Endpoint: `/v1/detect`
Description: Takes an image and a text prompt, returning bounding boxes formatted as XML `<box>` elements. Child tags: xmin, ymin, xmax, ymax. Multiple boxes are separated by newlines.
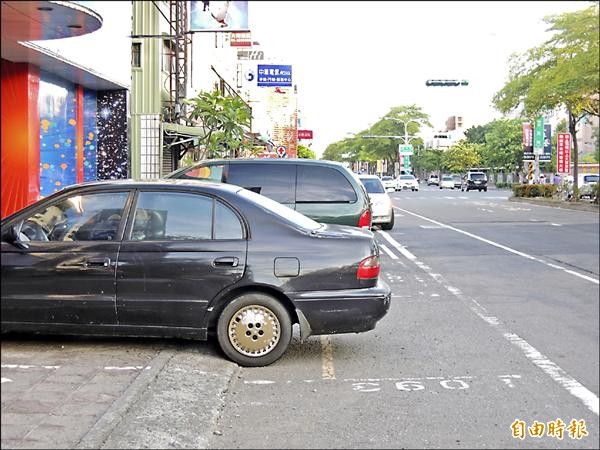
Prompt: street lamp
<box><xmin>383</xmin><ymin>117</ymin><xmax>421</xmax><ymax>146</ymax></box>
<box><xmin>384</xmin><ymin>117</ymin><xmax>422</xmax><ymax>176</ymax></box>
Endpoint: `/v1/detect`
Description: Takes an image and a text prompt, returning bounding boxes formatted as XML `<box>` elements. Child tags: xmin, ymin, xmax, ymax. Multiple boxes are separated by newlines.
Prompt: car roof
<box><xmin>186</xmin><ymin>158</ymin><xmax>346</xmax><ymax>168</ymax></box>
<box><xmin>50</xmin><ymin>178</ymin><xmax>243</xmax><ymax>194</ymax></box>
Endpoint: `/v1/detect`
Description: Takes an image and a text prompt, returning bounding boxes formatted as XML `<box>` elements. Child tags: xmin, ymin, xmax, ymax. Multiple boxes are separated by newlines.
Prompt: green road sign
<box><xmin>533</xmin><ymin>116</ymin><xmax>544</xmax><ymax>154</ymax></box>
<box><xmin>399</xmin><ymin>144</ymin><xmax>413</xmax><ymax>155</ymax></box>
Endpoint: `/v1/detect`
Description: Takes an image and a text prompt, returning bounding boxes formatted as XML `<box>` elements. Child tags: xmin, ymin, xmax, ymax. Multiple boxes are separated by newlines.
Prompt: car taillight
<box><xmin>358</xmin><ymin>209</ymin><xmax>371</xmax><ymax>229</ymax></box>
<box><xmin>357</xmin><ymin>255</ymin><xmax>380</xmax><ymax>280</ymax></box>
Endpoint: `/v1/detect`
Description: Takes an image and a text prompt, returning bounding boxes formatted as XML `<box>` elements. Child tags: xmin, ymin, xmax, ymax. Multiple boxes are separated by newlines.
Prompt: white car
<box><xmin>381</xmin><ymin>176</ymin><xmax>396</xmax><ymax>192</ymax></box>
<box><xmin>439</xmin><ymin>175</ymin><xmax>455</xmax><ymax>189</ymax></box>
<box><xmin>358</xmin><ymin>175</ymin><xmax>394</xmax><ymax>230</ymax></box>
<box><xmin>395</xmin><ymin>174</ymin><xmax>419</xmax><ymax>191</ymax></box>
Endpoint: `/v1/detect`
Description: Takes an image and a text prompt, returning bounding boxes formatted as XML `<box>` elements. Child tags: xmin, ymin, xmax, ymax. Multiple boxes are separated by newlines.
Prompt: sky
<box><xmin>248</xmin><ymin>1</ymin><xmax>591</xmax><ymax>157</ymax></box>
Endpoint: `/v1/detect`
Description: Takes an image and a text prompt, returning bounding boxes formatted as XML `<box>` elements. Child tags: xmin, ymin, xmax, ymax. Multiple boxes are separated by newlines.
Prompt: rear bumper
<box><xmin>290</xmin><ymin>280</ymin><xmax>391</xmax><ymax>337</ymax></box>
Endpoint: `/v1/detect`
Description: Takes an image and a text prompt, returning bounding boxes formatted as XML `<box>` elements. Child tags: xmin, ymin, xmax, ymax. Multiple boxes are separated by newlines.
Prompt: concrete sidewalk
<box><xmin>1</xmin><ymin>338</ymin><xmax>237</xmax><ymax>449</ymax></box>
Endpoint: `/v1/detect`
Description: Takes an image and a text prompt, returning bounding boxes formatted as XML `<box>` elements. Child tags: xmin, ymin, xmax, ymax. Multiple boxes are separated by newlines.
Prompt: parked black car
<box><xmin>1</xmin><ymin>180</ymin><xmax>391</xmax><ymax>366</ymax></box>
<box><xmin>461</xmin><ymin>172</ymin><xmax>488</xmax><ymax>192</ymax></box>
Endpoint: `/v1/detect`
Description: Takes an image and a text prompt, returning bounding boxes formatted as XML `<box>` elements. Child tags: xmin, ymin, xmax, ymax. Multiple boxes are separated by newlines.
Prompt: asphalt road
<box><xmin>1</xmin><ymin>186</ymin><xmax>598</xmax><ymax>449</ymax></box>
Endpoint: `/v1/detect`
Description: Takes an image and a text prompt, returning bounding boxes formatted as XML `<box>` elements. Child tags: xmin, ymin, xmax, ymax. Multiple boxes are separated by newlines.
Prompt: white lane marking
<box><xmin>393</xmin><ymin>207</ymin><xmax>599</xmax><ymax>285</ymax></box>
<box><xmin>1</xmin><ymin>377</ymin><xmax>13</xmax><ymax>383</ymax></box>
<box><xmin>551</xmin><ymin>223</ymin><xmax>562</xmax><ymax>227</ymax></box>
<box><xmin>321</xmin><ymin>336</ymin><xmax>336</xmax><ymax>380</ymax></box>
<box><xmin>378</xmin><ymin>231</ymin><xmax>600</xmax><ymax>416</ymax></box>
<box><xmin>378</xmin><ymin>231</ymin><xmax>416</xmax><ymax>261</ymax></box>
<box><xmin>419</xmin><ymin>225</ymin><xmax>443</xmax><ymax>229</ymax></box>
<box><xmin>104</xmin><ymin>366</ymin><xmax>150</xmax><ymax>371</ymax></box>
<box><xmin>244</xmin><ymin>380</ymin><xmax>275</xmax><ymax>385</ymax></box>
<box><xmin>1</xmin><ymin>364</ymin><xmax>60</xmax><ymax>370</ymax></box>
<box><xmin>498</xmin><ymin>374</ymin><xmax>522</xmax><ymax>388</ymax></box>
<box><xmin>379</xmin><ymin>244</ymin><xmax>398</xmax><ymax>260</ymax></box>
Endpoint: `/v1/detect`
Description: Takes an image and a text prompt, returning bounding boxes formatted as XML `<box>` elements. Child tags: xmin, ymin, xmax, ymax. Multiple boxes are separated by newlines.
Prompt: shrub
<box><xmin>511</xmin><ymin>183</ymin><xmax>557</xmax><ymax>198</ymax></box>
<box><xmin>495</xmin><ymin>182</ymin><xmax>518</xmax><ymax>189</ymax></box>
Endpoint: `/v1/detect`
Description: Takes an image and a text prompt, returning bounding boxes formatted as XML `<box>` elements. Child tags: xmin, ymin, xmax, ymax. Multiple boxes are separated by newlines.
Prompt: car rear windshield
<box><xmin>442</xmin><ymin>176</ymin><xmax>452</xmax><ymax>181</ymax></box>
<box><xmin>470</xmin><ymin>173</ymin><xmax>486</xmax><ymax>180</ymax></box>
<box><xmin>400</xmin><ymin>175</ymin><xmax>414</xmax><ymax>180</ymax></box>
<box><xmin>583</xmin><ymin>175</ymin><xmax>599</xmax><ymax>183</ymax></box>
<box><xmin>238</xmin><ymin>188</ymin><xmax>322</xmax><ymax>231</ymax></box>
<box><xmin>359</xmin><ymin>178</ymin><xmax>385</xmax><ymax>194</ymax></box>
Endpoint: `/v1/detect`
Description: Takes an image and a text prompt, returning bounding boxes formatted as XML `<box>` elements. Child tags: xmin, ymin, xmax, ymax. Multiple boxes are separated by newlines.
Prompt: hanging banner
<box><xmin>557</xmin><ymin>133</ymin><xmax>571</xmax><ymax>174</ymax></box>
<box><xmin>522</xmin><ymin>123</ymin><xmax>534</xmax><ymax>161</ymax></box>
<box><xmin>540</xmin><ymin>124</ymin><xmax>551</xmax><ymax>162</ymax></box>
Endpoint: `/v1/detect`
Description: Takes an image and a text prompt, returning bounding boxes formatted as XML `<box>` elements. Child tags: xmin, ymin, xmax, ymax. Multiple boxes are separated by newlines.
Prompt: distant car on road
<box><xmin>440</xmin><ymin>175</ymin><xmax>455</xmax><ymax>189</ymax></box>
<box><xmin>381</xmin><ymin>176</ymin><xmax>396</xmax><ymax>192</ymax></box>
<box><xmin>462</xmin><ymin>172</ymin><xmax>488</xmax><ymax>192</ymax></box>
<box><xmin>396</xmin><ymin>174</ymin><xmax>419</xmax><ymax>191</ymax></box>
<box><xmin>451</xmin><ymin>174</ymin><xmax>462</xmax><ymax>189</ymax></box>
<box><xmin>0</xmin><ymin>180</ymin><xmax>391</xmax><ymax>367</ymax></box>
<box><xmin>358</xmin><ymin>175</ymin><xmax>395</xmax><ymax>230</ymax></box>
<box><xmin>427</xmin><ymin>174</ymin><xmax>440</xmax><ymax>186</ymax></box>
<box><xmin>578</xmin><ymin>173</ymin><xmax>599</xmax><ymax>199</ymax></box>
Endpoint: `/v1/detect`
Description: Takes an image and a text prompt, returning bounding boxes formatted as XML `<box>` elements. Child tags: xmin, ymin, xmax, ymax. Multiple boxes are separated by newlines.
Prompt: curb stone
<box><xmin>508</xmin><ymin>196</ymin><xmax>599</xmax><ymax>213</ymax></box>
<box><xmin>96</xmin><ymin>348</ymin><xmax>237</xmax><ymax>449</ymax></box>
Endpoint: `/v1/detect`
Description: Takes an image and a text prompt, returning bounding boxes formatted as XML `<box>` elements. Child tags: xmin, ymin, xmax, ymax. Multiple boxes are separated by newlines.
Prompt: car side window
<box><xmin>226</xmin><ymin>164</ymin><xmax>296</xmax><ymax>204</ymax></box>
<box><xmin>296</xmin><ymin>166</ymin><xmax>357</xmax><ymax>203</ymax></box>
<box><xmin>19</xmin><ymin>192</ymin><xmax>129</xmax><ymax>242</ymax></box>
<box><xmin>181</xmin><ymin>164</ymin><xmax>225</xmax><ymax>182</ymax></box>
<box><xmin>130</xmin><ymin>192</ymin><xmax>242</xmax><ymax>241</ymax></box>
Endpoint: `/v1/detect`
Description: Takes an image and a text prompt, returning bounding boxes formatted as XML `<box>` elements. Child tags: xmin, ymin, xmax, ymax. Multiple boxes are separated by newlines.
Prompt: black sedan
<box><xmin>1</xmin><ymin>180</ymin><xmax>391</xmax><ymax>366</ymax></box>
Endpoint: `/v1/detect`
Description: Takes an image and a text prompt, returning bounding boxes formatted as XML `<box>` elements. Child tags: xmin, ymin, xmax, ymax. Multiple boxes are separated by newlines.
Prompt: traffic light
<box><xmin>425</xmin><ymin>79</ymin><xmax>469</xmax><ymax>87</ymax></box>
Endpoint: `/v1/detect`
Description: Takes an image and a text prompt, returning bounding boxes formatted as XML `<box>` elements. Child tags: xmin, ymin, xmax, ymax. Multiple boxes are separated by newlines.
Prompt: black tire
<box><xmin>484</xmin><ymin>187</ymin><xmax>488</xmax><ymax>192</ymax></box>
<box><xmin>217</xmin><ymin>293</ymin><xmax>292</xmax><ymax>367</ymax></box>
<box><xmin>381</xmin><ymin>212</ymin><xmax>395</xmax><ymax>230</ymax></box>
<box><xmin>439</xmin><ymin>186</ymin><xmax>442</xmax><ymax>190</ymax></box>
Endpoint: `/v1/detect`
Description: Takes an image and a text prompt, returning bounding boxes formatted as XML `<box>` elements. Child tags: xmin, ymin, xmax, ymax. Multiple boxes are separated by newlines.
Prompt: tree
<box><xmin>442</xmin><ymin>140</ymin><xmax>482</xmax><ymax>173</ymax></box>
<box><xmin>492</xmin><ymin>4</ymin><xmax>599</xmax><ymax>198</ymax></box>
<box><xmin>464</xmin><ymin>124</ymin><xmax>491</xmax><ymax>145</ymax></box>
<box><xmin>182</xmin><ymin>89</ymin><xmax>252</xmax><ymax>160</ymax></box>
<box><xmin>480</xmin><ymin>119</ymin><xmax>523</xmax><ymax>180</ymax></box>
<box><xmin>368</xmin><ymin>105</ymin><xmax>432</xmax><ymax>173</ymax></box>
<box><xmin>297</xmin><ymin>144</ymin><xmax>316</xmax><ymax>159</ymax></box>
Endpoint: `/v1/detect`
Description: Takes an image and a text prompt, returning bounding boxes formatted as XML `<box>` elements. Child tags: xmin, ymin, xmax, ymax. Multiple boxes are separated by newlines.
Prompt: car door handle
<box><xmin>85</xmin><ymin>257</ymin><xmax>112</xmax><ymax>268</ymax></box>
<box><xmin>213</xmin><ymin>257</ymin><xmax>239</xmax><ymax>267</ymax></box>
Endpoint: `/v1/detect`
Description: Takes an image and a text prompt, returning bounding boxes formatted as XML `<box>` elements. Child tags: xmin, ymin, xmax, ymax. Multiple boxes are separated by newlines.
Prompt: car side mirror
<box><xmin>5</xmin><ymin>224</ymin><xmax>29</xmax><ymax>250</ymax></box>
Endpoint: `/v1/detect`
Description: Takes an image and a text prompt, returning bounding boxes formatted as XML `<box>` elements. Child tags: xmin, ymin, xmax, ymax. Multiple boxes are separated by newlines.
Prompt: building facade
<box><xmin>1</xmin><ymin>1</ymin><xmax>129</xmax><ymax>219</ymax></box>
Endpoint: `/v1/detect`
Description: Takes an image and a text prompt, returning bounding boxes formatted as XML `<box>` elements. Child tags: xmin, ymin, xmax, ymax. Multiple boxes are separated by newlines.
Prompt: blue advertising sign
<box><xmin>257</xmin><ymin>65</ymin><xmax>292</xmax><ymax>87</ymax></box>
<box><xmin>541</xmin><ymin>124</ymin><xmax>551</xmax><ymax>162</ymax></box>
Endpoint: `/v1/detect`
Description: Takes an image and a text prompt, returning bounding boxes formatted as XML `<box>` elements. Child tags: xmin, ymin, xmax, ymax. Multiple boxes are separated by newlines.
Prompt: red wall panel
<box><xmin>1</xmin><ymin>59</ymin><xmax>40</xmax><ymax>218</ymax></box>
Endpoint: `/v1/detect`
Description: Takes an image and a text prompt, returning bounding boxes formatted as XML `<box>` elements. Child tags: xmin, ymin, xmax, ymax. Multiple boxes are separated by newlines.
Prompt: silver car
<box><xmin>358</xmin><ymin>175</ymin><xmax>394</xmax><ymax>230</ymax></box>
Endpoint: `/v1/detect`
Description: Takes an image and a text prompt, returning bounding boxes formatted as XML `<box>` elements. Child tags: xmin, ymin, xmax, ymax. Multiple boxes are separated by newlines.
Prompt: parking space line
<box><xmin>320</xmin><ymin>336</ymin><xmax>336</xmax><ymax>380</ymax></box>
<box><xmin>377</xmin><ymin>231</ymin><xmax>599</xmax><ymax>416</ymax></box>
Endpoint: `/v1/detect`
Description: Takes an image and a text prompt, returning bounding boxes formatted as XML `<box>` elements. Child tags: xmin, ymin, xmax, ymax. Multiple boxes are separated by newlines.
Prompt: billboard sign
<box><xmin>298</xmin><ymin>130</ymin><xmax>313</xmax><ymax>140</ymax></box>
<box><xmin>190</xmin><ymin>1</ymin><xmax>249</xmax><ymax>32</ymax></box>
<box><xmin>230</xmin><ymin>31</ymin><xmax>251</xmax><ymax>47</ymax></box>
<box><xmin>399</xmin><ymin>144</ymin><xmax>414</xmax><ymax>155</ymax></box>
<box><xmin>557</xmin><ymin>133</ymin><xmax>571</xmax><ymax>174</ymax></box>
<box><xmin>522</xmin><ymin>123</ymin><xmax>534</xmax><ymax>161</ymax></box>
<box><xmin>257</xmin><ymin>65</ymin><xmax>292</xmax><ymax>87</ymax></box>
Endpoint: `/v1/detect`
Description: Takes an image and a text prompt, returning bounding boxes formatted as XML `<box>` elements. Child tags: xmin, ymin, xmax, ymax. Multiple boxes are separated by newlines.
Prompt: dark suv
<box><xmin>165</xmin><ymin>158</ymin><xmax>372</xmax><ymax>228</ymax></box>
<box><xmin>462</xmin><ymin>172</ymin><xmax>488</xmax><ymax>192</ymax></box>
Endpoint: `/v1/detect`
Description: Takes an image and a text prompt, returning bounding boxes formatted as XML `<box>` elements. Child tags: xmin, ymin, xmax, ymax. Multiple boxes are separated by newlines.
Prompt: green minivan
<box><xmin>165</xmin><ymin>158</ymin><xmax>372</xmax><ymax>228</ymax></box>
